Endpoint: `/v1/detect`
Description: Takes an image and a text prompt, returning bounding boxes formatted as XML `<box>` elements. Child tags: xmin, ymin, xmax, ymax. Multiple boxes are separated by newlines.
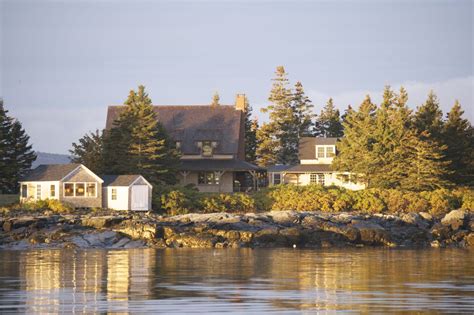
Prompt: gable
<box><xmin>299</xmin><ymin>137</ymin><xmax>338</xmax><ymax>160</ymax></box>
<box><xmin>62</xmin><ymin>166</ymin><xmax>102</xmax><ymax>183</ymax></box>
<box><xmin>106</xmin><ymin>105</ymin><xmax>243</xmax><ymax>156</ymax></box>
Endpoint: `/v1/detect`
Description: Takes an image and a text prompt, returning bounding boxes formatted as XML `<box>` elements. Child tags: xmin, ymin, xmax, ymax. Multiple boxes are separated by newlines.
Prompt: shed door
<box><xmin>131</xmin><ymin>185</ymin><xmax>149</xmax><ymax>211</ymax></box>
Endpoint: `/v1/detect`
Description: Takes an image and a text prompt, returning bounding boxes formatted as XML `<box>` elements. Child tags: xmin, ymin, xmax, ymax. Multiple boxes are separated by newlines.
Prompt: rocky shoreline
<box><xmin>0</xmin><ymin>209</ymin><xmax>473</xmax><ymax>250</ymax></box>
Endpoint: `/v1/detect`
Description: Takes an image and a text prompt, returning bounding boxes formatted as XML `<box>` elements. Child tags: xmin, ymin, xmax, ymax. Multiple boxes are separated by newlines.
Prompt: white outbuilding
<box><xmin>102</xmin><ymin>175</ymin><xmax>153</xmax><ymax>211</ymax></box>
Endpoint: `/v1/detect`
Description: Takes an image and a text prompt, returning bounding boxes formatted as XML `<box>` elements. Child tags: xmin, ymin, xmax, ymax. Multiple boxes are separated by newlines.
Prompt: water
<box><xmin>0</xmin><ymin>248</ymin><xmax>473</xmax><ymax>314</ymax></box>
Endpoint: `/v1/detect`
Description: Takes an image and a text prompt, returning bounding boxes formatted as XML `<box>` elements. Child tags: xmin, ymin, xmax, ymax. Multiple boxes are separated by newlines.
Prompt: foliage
<box><xmin>244</xmin><ymin>96</ymin><xmax>258</xmax><ymax>163</ymax></box>
<box><xmin>70</xmin><ymin>129</ymin><xmax>104</xmax><ymax>174</ymax></box>
<box><xmin>292</xmin><ymin>81</ymin><xmax>314</xmax><ymax>137</ymax></box>
<box><xmin>314</xmin><ymin>98</ymin><xmax>343</xmax><ymax>137</ymax></box>
<box><xmin>0</xmin><ymin>99</ymin><xmax>36</xmax><ymax>194</ymax></box>
<box><xmin>160</xmin><ymin>185</ymin><xmax>201</xmax><ymax>215</ymax></box>
<box><xmin>17</xmin><ymin>199</ymin><xmax>73</xmax><ymax>213</ymax></box>
<box><xmin>0</xmin><ymin>194</ymin><xmax>19</xmax><ymax>206</ymax></box>
<box><xmin>200</xmin><ymin>193</ymin><xmax>255</xmax><ymax>213</ymax></box>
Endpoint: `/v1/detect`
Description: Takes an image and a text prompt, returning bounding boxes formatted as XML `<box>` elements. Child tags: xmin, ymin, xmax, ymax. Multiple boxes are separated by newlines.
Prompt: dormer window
<box><xmin>175</xmin><ymin>141</ymin><xmax>181</xmax><ymax>150</ymax></box>
<box><xmin>199</xmin><ymin>141</ymin><xmax>217</xmax><ymax>157</ymax></box>
<box><xmin>316</xmin><ymin>145</ymin><xmax>336</xmax><ymax>159</ymax></box>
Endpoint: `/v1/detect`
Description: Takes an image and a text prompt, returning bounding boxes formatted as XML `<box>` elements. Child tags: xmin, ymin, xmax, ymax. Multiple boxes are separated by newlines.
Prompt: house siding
<box><xmin>179</xmin><ymin>171</ymin><xmax>234</xmax><ymax>193</ymax></box>
<box><xmin>60</xmin><ymin>168</ymin><xmax>102</xmax><ymax>208</ymax></box>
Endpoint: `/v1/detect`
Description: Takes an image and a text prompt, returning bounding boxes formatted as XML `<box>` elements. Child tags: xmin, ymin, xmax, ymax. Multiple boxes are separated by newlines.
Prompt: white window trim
<box><xmin>111</xmin><ymin>188</ymin><xmax>117</xmax><ymax>200</ymax></box>
<box><xmin>272</xmin><ymin>173</ymin><xmax>281</xmax><ymax>185</ymax></box>
<box><xmin>63</xmin><ymin>182</ymin><xmax>98</xmax><ymax>198</ymax></box>
<box><xmin>36</xmin><ymin>184</ymin><xmax>42</xmax><ymax>200</ymax></box>
<box><xmin>315</xmin><ymin>145</ymin><xmax>336</xmax><ymax>159</ymax></box>
<box><xmin>310</xmin><ymin>173</ymin><xmax>326</xmax><ymax>185</ymax></box>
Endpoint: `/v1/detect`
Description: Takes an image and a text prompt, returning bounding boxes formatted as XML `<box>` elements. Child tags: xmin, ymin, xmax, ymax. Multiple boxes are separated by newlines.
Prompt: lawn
<box><xmin>0</xmin><ymin>195</ymin><xmax>18</xmax><ymax>206</ymax></box>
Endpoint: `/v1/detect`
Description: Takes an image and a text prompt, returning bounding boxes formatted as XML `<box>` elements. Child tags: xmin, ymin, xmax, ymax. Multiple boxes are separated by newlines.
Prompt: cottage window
<box><xmin>310</xmin><ymin>173</ymin><xmax>325</xmax><ymax>186</ymax></box>
<box><xmin>64</xmin><ymin>183</ymin><xmax>74</xmax><ymax>197</ymax></box>
<box><xmin>317</xmin><ymin>146</ymin><xmax>325</xmax><ymax>158</ymax></box>
<box><xmin>175</xmin><ymin>141</ymin><xmax>181</xmax><ymax>150</ymax></box>
<box><xmin>21</xmin><ymin>185</ymin><xmax>27</xmax><ymax>198</ymax></box>
<box><xmin>86</xmin><ymin>183</ymin><xmax>96</xmax><ymax>197</ymax></box>
<box><xmin>273</xmin><ymin>173</ymin><xmax>281</xmax><ymax>185</ymax></box>
<box><xmin>326</xmin><ymin>146</ymin><xmax>335</xmax><ymax>157</ymax></box>
<box><xmin>201</xmin><ymin>141</ymin><xmax>214</xmax><ymax>157</ymax></box>
<box><xmin>198</xmin><ymin>171</ymin><xmax>219</xmax><ymax>185</ymax></box>
<box><xmin>111</xmin><ymin>188</ymin><xmax>117</xmax><ymax>200</ymax></box>
<box><xmin>316</xmin><ymin>145</ymin><xmax>336</xmax><ymax>158</ymax></box>
<box><xmin>75</xmin><ymin>183</ymin><xmax>85</xmax><ymax>197</ymax></box>
<box><xmin>50</xmin><ymin>185</ymin><xmax>56</xmax><ymax>198</ymax></box>
<box><xmin>36</xmin><ymin>185</ymin><xmax>42</xmax><ymax>199</ymax></box>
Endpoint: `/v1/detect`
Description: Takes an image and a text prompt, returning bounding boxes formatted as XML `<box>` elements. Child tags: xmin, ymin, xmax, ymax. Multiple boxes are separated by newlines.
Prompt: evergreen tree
<box><xmin>211</xmin><ymin>92</ymin><xmax>220</xmax><ymax>107</ymax></box>
<box><xmin>292</xmin><ymin>81</ymin><xmax>314</xmax><ymax>136</ymax></box>
<box><xmin>442</xmin><ymin>100</ymin><xmax>474</xmax><ymax>185</ymax></box>
<box><xmin>243</xmin><ymin>95</ymin><xmax>258</xmax><ymax>162</ymax></box>
<box><xmin>413</xmin><ymin>90</ymin><xmax>444</xmax><ymax>141</ymax></box>
<box><xmin>0</xmin><ymin>99</ymin><xmax>36</xmax><ymax>193</ymax></box>
<box><xmin>260</xmin><ymin>66</ymin><xmax>299</xmax><ymax>164</ymax></box>
<box><xmin>314</xmin><ymin>98</ymin><xmax>344</xmax><ymax>137</ymax></box>
<box><xmin>255</xmin><ymin>122</ymin><xmax>278</xmax><ymax>167</ymax></box>
<box><xmin>70</xmin><ymin>130</ymin><xmax>104</xmax><ymax>174</ymax></box>
<box><xmin>102</xmin><ymin>85</ymin><xmax>180</xmax><ymax>185</ymax></box>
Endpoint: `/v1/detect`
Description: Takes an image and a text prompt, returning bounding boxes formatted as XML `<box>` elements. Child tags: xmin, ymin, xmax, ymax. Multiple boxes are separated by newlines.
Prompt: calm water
<box><xmin>0</xmin><ymin>248</ymin><xmax>473</xmax><ymax>314</ymax></box>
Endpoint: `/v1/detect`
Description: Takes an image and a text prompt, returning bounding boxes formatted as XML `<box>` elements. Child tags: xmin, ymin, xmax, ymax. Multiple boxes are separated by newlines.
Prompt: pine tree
<box><xmin>442</xmin><ymin>100</ymin><xmax>474</xmax><ymax>185</ymax></box>
<box><xmin>292</xmin><ymin>81</ymin><xmax>314</xmax><ymax>137</ymax></box>
<box><xmin>211</xmin><ymin>92</ymin><xmax>220</xmax><ymax>107</ymax></box>
<box><xmin>102</xmin><ymin>85</ymin><xmax>180</xmax><ymax>185</ymax></box>
<box><xmin>0</xmin><ymin>99</ymin><xmax>36</xmax><ymax>193</ymax></box>
<box><xmin>243</xmin><ymin>96</ymin><xmax>258</xmax><ymax>162</ymax></box>
<box><xmin>70</xmin><ymin>130</ymin><xmax>104</xmax><ymax>174</ymax></box>
<box><xmin>255</xmin><ymin>122</ymin><xmax>278</xmax><ymax>167</ymax></box>
<box><xmin>260</xmin><ymin>66</ymin><xmax>299</xmax><ymax>165</ymax></box>
<box><xmin>413</xmin><ymin>90</ymin><xmax>444</xmax><ymax>141</ymax></box>
<box><xmin>314</xmin><ymin>98</ymin><xmax>344</xmax><ymax>137</ymax></box>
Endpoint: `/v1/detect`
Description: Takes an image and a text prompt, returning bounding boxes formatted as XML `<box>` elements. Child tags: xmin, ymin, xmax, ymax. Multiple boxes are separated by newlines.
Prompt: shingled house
<box><xmin>105</xmin><ymin>95</ymin><xmax>263</xmax><ymax>193</ymax></box>
<box><xmin>272</xmin><ymin>137</ymin><xmax>365</xmax><ymax>190</ymax></box>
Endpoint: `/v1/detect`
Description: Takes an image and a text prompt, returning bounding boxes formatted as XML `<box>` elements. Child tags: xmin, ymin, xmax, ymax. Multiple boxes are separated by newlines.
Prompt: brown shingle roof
<box><xmin>299</xmin><ymin>137</ymin><xmax>338</xmax><ymax>159</ymax></box>
<box><xmin>21</xmin><ymin>164</ymin><xmax>81</xmax><ymax>181</ymax></box>
<box><xmin>105</xmin><ymin>105</ymin><xmax>243</xmax><ymax>156</ymax></box>
<box><xmin>101</xmin><ymin>175</ymin><xmax>142</xmax><ymax>187</ymax></box>
<box><xmin>284</xmin><ymin>164</ymin><xmax>333</xmax><ymax>173</ymax></box>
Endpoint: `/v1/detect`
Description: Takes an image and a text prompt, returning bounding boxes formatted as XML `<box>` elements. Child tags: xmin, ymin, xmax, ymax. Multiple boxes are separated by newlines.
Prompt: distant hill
<box><xmin>32</xmin><ymin>152</ymin><xmax>72</xmax><ymax>168</ymax></box>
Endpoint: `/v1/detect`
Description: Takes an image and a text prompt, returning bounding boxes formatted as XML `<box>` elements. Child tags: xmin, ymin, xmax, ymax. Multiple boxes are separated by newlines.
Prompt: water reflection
<box><xmin>0</xmin><ymin>248</ymin><xmax>473</xmax><ymax>313</ymax></box>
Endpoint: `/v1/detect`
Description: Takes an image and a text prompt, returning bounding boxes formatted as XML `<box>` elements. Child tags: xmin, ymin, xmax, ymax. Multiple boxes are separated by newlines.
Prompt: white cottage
<box><xmin>101</xmin><ymin>175</ymin><xmax>152</xmax><ymax>211</ymax></box>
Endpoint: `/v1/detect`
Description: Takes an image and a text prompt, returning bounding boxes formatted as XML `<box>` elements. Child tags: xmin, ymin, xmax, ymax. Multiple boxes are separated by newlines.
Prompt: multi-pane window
<box><xmin>310</xmin><ymin>173</ymin><xmax>325</xmax><ymax>186</ymax></box>
<box><xmin>50</xmin><ymin>185</ymin><xmax>56</xmax><ymax>198</ymax></box>
<box><xmin>111</xmin><ymin>188</ymin><xmax>117</xmax><ymax>200</ymax></box>
<box><xmin>36</xmin><ymin>185</ymin><xmax>42</xmax><ymax>199</ymax></box>
<box><xmin>316</xmin><ymin>146</ymin><xmax>336</xmax><ymax>158</ymax></box>
<box><xmin>21</xmin><ymin>185</ymin><xmax>27</xmax><ymax>198</ymax></box>
<box><xmin>201</xmin><ymin>141</ymin><xmax>214</xmax><ymax>157</ymax></box>
<box><xmin>63</xmin><ymin>182</ymin><xmax>97</xmax><ymax>197</ymax></box>
<box><xmin>198</xmin><ymin>171</ymin><xmax>220</xmax><ymax>185</ymax></box>
<box><xmin>273</xmin><ymin>173</ymin><xmax>281</xmax><ymax>185</ymax></box>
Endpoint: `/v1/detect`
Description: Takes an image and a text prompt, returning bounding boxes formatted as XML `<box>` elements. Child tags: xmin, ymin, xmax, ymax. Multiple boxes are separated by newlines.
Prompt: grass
<box><xmin>0</xmin><ymin>194</ymin><xmax>19</xmax><ymax>206</ymax></box>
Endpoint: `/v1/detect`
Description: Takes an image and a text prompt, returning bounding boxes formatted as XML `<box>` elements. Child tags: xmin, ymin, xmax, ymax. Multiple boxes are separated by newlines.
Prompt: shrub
<box><xmin>18</xmin><ymin>199</ymin><xmax>72</xmax><ymax>213</ymax></box>
<box><xmin>352</xmin><ymin>189</ymin><xmax>386</xmax><ymax>213</ymax></box>
<box><xmin>200</xmin><ymin>193</ymin><xmax>255</xmax><ymax>213</ymax></box>
<box><xmin>421</xmin><ymin>189</ymin><xmax>460</xmax><ymax>216</ymax></box>
<box><xmin>160</xmin><ymin>185</ymin><xmax>201</xmax><ymax>215</ymax></box>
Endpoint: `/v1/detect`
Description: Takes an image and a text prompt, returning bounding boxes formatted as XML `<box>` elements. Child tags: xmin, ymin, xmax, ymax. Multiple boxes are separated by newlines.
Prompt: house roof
<box><xmin>105</xmin><ymin>105</ymin><xmax>243</xmax><ymax>156</ymax></box>
<box><xmin>299</xmin><ymin>137</ymin><xmax>338</xmax><ymax>159</ymax></box>
<box><xmin>101</xmin><ymin>175</ymin><xmax>145</xmax><ymax>187</ymax></box>
<box><xmin>178</xmin><ymin>159</ymin><xmax>263</xmax><ymax>172</ymax></box>
<box><xmin>20</xmin><ymin>164</ymin><xmax>81</xmax><ymax>181</ymax></box>
<box><xmin>267</xmin><ymin>164</ymin><xmax>293</xmax><ymax>172</ymax></box>
<box><xmin>284</xmin><ymin>164</ymin><xmax>333</xmax><ymax>173</ymax></box>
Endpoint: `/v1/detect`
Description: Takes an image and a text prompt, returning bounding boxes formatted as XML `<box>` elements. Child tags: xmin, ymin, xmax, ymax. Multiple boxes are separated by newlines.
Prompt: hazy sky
<box><xmin>1</xmin><ymin>0</ymin><xmax>473</xmax><ymax>154</ymax></box>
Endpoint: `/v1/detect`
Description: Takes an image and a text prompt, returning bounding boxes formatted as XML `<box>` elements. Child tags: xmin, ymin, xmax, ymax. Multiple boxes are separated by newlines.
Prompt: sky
<box><xmin>1</xmin><ymin>0</ymin><xmax>473</xmax><ymax>154</ymax></box>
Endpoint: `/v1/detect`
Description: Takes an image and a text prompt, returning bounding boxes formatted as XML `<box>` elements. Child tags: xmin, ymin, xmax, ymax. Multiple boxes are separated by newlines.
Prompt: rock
<box><xmin>166</xmin><ymin>233</ymin><xmax>217</xmax><ymax>248</ymax></box>
<box><xmin>441</xmin><ymin>210</ymin><xmax>467</xmax><ymax>230</ymax></box>
<box><xmin>2</xmin><ymin>221</ymin><xmax>13</xmax><ymax>232</ymax></box>
<box><xmin>114</xmin><ymin>221</ymin><xmax>158</xmax><ymax>240</ymax></box>
<box><xmin>400</xmin><ymin>213</ymin><xmax>430</xmax><ymax>229</ymax></box>
<box><xmin>81</xmin><ymin>216</ymin><xmax>125</xmax><ymax>229</ymax></box>
<box><xmin>351</xmin><ymin>221</ymin><xmax>391</xmax><ymax>245</ymax></box>
<box><xmin>465</xmin><ymin>233</ymin><xmax>474</xmax><ymax>247</ymax></box>
<box><xmin>112</xmin><ymin>237</ymin><xmax>131</xmax><ymax>248</ymax></box>
<box><xmin>419</xmin><ymin>212</ymin><xmax>433</xmax><ymax>221</ymax></box>
<box><xmin>279</xmin><ymin>227</ymin><xmax>302</xmax><ymax>245</ymax></box>
<box><xmin>269</xmin><ymin>211</ymin><xmax>301</xmax><ymax>226</ymax></box>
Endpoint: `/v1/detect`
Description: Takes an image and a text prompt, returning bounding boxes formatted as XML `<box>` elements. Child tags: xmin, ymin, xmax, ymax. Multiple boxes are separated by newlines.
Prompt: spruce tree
<box><xmin>413</xmin><ymin>90</ymin><xmax>444</xmax><ymax>141</ymax></box>
<box><xmin>70</xmin><ymin>130</ymin><xmax>104</xmax><ymax>174</ymax></box>
<box><xmin>260</xmin><ymin>66</ymin><xmax>299</xmax><ymax>165</ymax></box>
<box><xmin>292</xmin><ymin>81</ymin><xmax>314</xmax><ymax>137</ymax></box>
<box><xmin>102</xmin><ymin>85</ymin><xmax>180</xmax><ymax>185</ymax></box>
<box><xmin>255</xmin><ymin>122</ymin><xmax>278</xmax><ymax>167</ymax></box>
<box><xmin>314</xmin><ymin>98</ymin><xmax>344</xmax><ymax>137</ymax></box>
<box><xmin>243</xmin><ymin>96</ymin><xmax>258</xmax><ymax>162</ymax></box>
<box><xmin>442</xmin><ymin>100</ymin><xmax>474</xmax><ymax>185</ymax></box>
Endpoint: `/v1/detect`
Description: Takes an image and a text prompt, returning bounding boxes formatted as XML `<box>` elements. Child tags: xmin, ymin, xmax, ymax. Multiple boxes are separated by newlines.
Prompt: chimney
<box><xmin>235</xmin><ymin>93</ymin><xmax>246</xmax><ymax>112</ymax></box>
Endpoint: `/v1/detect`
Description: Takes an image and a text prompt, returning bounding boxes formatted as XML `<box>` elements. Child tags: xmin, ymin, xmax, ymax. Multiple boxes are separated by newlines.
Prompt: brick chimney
<box><xmin>235</xmin><ymin>94</ymin><xmax>246</xmax><ymax>112</ymax></box>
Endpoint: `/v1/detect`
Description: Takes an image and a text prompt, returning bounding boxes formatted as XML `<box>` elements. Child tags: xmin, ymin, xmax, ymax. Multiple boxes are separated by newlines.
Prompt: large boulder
<box><xmin>441</xmin><ymin>210</ymin><xmax>468</xmax><ymax>231</ymax></box>
<box><xmin>81</xmin><ymin>216</ymin><xmax>126</xmax><ymax>229</ymax></box>
<box><xmin>351</xmin><ymin>221</ymin><xmax>392</xmax><ymax>245</ymax></box>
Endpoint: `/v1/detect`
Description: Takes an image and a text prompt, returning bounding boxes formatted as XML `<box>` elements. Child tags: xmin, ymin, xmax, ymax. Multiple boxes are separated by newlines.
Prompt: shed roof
<box><xmin>21</xmin><ymin>164</ymin><xmax>81</xmax><ymax>181</ymax></box>
<box><xmin>106</xmin><ymin>105</ymin><xmax>243</xmax><ymax>155</ymax></box>
<box><xmin>267</xmin><ymin>164</ymin><xmax>293</xmax><ymax>172</ymax></box>
<box><xmin>284</xmin><ymin>164</ymin><xmax>333</xmax><ymax>173</ymax></box>
<box><xmin>178</xmin><ymin>159</ymin><xmax>263</xmax><ymax>172</ymax></box>
<box><xmin>101</xmin><ymin>175</ymin><xmax>144</xmax><ymax>187</ymax></box>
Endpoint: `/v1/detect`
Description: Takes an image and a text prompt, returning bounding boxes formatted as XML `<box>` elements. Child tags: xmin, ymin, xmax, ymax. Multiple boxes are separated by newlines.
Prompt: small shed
<box><xmin>102</xmin><ymin>175</ymin><xmax>152</xmax><ymax>211</ymax></box>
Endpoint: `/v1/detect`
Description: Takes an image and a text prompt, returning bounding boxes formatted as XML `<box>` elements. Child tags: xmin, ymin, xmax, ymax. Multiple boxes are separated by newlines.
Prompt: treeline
<box><xmin>71</xmin><ymin>86</ymin><xmax>180</xmax><ymax>191</ymax></box>
<box><xmin>251</xmin><ymin>66</ymin><xmax>474</xmax><ymax>190</ymax></box>
<box><xmin>0</xmin><ymin>99</ymin><xmax>36</xmax><ymax>193</ymax></box>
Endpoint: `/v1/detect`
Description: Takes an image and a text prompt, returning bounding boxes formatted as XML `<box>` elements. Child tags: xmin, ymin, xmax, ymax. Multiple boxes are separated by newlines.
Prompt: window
<box><xmin>316</xmin><ymin>145</ymin><xmax>336</xmax><ymax>159</ymax></box>
<box><xmin>75</xmin><ymin>183</ymin><xmax>85</xmax><ymax>197</ymax></box>
<box><xmin>111</xmin><ymin>188</ymin><xmax>117</xmax><ymax>200</ymax></box>
<box><xmin>86</xmin><ymin>183</ymin><xmax>96</xmax><ymax>197</ymax></box>
<box><xmin>198</xmin><ymin>171</ymin><xmax>219</xmax><ymax>185</ymax></box>
<box><xmin>273</xmin><ymin>173</ymin><xmax>281</xmax><ymax>185</ymax></box>
<box><xmin>36</xmin><ymin>185</ymin><xmax>42</xmax><ymax>199</ymax></box>
<box><xmin>310</xmin><ymin>173</ymin><xmax>325</xmax><ymax>186</ymax></box>
<box><xmin>21</xmin><ymin>185</ymin><xmax>27</xmax><ymax>198</ymax></box>
<box><xmin>50</xmin><ymin>185</ymin><xmax>56</xmax><ymax>198</ymax></box>
<box><xmin>175</xmin><ymin>141</ymin><xmax>181</xmax><ymax>150</ymax></box>
<box><xmin>201</xmin><ymin>141</ymin><xmax>214</xmax><ymax>157</ymax></box>
<box><xmin>64</xmin><ymin>183</ymin><xmax>74</xmax><ymax>197</ymax></box>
